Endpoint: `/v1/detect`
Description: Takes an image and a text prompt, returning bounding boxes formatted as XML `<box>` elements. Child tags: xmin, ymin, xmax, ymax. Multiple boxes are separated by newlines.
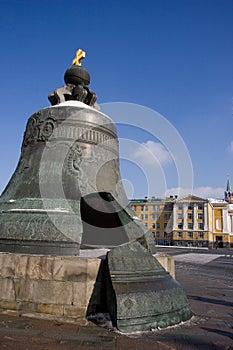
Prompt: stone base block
<box><xmin>154</xmin><ymin>253</ymin><xmax>175</xmax><ymax>278</ymax></box>
<box><xmin>0</xmin><ymin>252</ymin><xmax>101</xmax><ymax>321</ymax></box>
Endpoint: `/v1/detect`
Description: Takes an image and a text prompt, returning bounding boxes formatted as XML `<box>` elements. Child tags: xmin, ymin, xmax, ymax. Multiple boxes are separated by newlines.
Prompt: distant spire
<box><xmin>225</xmin><ymin>176</ymin><xmax>233</xmax><ymax>204</ymax></box>
<box><xmin>226</xmin><ymin>175</ymin><xmax>231</xmax><ymax>192</ymax></box>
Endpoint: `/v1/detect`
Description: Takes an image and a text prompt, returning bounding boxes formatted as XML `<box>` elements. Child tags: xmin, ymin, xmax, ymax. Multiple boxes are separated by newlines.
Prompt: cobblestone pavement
<box><xmin>0</xmin><ymin>249</ymin><xmax>232</xmax><ymax>350</ymax></box>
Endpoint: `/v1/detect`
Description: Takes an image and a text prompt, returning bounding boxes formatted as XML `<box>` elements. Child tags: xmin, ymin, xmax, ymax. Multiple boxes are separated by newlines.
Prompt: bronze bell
<box><xmin>0</xmin><ymin>51</ymin><xmax>152</xmax><ymax>255</ymax></box>
<box><xmin>0</xmin><ymin>50</ymin><xmax>192</xmax><ymax>332</ymax></box>
<box><xmin>0</xmin><ymin>102</ymin><xmax>150</xmax><ymax>254</ymax></box>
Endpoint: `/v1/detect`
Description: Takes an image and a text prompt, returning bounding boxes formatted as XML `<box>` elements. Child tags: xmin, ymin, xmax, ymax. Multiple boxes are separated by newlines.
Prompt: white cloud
<box><xmin>165</xmin><ymin>186</ymin><xmax>225</xmax><ymax>200</ymax></box>
<box><xmin>230</xmin><ymin>141</ymin><xmax>233</xmax><ymax>153</ymax></box>
<box><xmin>133</xmin><ymin>141</ymin><xmax>172</xmax><ymax>166</ymax></box>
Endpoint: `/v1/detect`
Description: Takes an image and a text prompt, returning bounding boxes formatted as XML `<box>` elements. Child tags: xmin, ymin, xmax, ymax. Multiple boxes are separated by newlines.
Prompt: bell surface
<box><xmin>0</xmin><ymin>102</ymin><xmax>124</xmax><ymax>254</ymax></box>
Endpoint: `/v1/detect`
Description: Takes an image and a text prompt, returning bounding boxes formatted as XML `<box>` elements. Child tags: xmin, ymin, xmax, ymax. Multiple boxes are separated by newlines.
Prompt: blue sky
<box><xmin>0</xmin><ymin>0</ymin><xmax>232</xmax><ymax>199</ymax></box>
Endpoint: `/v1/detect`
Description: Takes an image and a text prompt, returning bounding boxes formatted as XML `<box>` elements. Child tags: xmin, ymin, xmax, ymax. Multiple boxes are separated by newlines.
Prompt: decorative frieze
<box><xmin>23</xmin><ymin>112</ymin><xmax>57</xmax><ymax>147</ymax></box>
<box><xmin>23</xmin><ymin>111</ymin><xmax>117</xmax><ymax>150</ymax></box>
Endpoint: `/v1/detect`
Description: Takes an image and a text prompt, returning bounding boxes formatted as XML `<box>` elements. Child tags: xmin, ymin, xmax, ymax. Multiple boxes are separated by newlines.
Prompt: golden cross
<box><xmin>72</xmin><ymin>49</ymin><xmax>86</xmax><ymax>66</ymax></box>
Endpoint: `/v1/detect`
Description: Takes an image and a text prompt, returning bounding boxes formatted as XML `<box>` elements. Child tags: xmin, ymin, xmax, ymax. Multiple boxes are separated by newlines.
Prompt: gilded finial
<box><xmin>72</xmin><ymin>49</ymin><xmax>86</xmax><ymax>66</ymax></box>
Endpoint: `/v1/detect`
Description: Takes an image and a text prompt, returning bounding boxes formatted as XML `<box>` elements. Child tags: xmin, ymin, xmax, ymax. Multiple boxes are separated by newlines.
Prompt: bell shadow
<box><xmin>189</xmin><ymin>295</ymin><xmax>233</xmax><ymax>308</ymax></box>
<box><xmin>85</xmin><ymin>257</ymin><xmax>117</xmax><ymax>330</ymax></box>
<box><xmin>201</xmin><ymin>327</ymin><xmax>233</xmax><ymax>340</ymax></box>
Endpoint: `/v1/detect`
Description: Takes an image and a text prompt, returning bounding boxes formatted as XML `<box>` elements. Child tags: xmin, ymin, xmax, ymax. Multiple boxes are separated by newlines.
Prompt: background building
<box><xmin>130</xmin><ymin>197</ymin><xmax>174</xmax><ymax>245</ymax></box>
<box><xmin>129</xmin><ymin>179</ymin><xmax>233</xmax><ymax>248</ymax></box>
<box><xmin>172</xmin><ymin>195</ymin><xmax>210</xmax><ymax>247</ymax></box>
<box><xmin>208</xmin><ymin>199</ymin><xmax>231</xmax><ymax>247</ymax></box>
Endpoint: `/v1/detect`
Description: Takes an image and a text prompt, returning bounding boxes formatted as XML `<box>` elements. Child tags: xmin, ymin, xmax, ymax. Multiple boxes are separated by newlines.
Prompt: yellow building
<box><xmin>130</xmin><ymin>197</ymin><xmax>174</xmax><ymax>245</ymax></box>
<box><xmin>208</xmin><ymin>199</ymin><xmax>233</xmax><ymax>248</ymax></box>
<box><xmin>228</xmin><ymin>204</ymin><xmax>233</xmax><ymax>247</ymax></box>
<box><xmin>172</xmin><ymin>195</ymin><xmax>210</xmax><ymax>247</ymax></box>
<box><xmin>130</xmin><ymin>195</ymin><xmax>210</xmax><ymax>247</ymax></box>
<box><xmin>130</xmin><ymin>183</ymin><xmax>233</xmax><ymax>248</ymax></box>
<box><xmin>206</xmin><ymin>178</ymin><xmax>233</xmax><ymax>248</ymax></box>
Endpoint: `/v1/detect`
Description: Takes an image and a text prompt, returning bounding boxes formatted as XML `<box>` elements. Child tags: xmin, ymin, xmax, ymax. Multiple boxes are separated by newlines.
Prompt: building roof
<box><xmin>175</xmin><ymin>194</ymin><xmax>207</xmax><ymax>202</ymax></box>
<box><xmin>208</xmin><ymin>198</ymin><xmax>226</xmax><ymax>203</ymax></box>
<box><xmin>130</xmin><ymin>197</ymin><xmax>175</xmax><ymax>204</ymax></box>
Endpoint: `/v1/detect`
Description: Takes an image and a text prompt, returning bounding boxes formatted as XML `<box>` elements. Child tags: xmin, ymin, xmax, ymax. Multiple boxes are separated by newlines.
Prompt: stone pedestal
<box><xmin>0</xmin><ymin>252</ymin><xmax>100</xmax><ymax>320</ymax></box>
<box><xmin>0</xmin><ymin>251</ymin><xmax>177</xmax><ymax>324</ymax></box>
<box><xmin>155</xmin><ymin>252</ymin><xmax>175</xmax><ymax>278</ymax></box>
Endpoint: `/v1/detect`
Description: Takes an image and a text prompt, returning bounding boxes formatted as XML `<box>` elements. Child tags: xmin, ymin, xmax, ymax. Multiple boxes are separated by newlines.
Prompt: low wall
<box><xmin>0</xmin><ymin>251</ymin><xmax>175</xmax><ymax>320</ymax></box>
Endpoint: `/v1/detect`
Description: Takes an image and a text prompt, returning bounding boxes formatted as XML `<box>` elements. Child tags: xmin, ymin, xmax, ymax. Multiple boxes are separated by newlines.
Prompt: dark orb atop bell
<box><xmin>48</xmin><ymin>49</ymin><xmax>97</xmax><ymax>107</ymax></box>
<box><xmin>64</xmin><ymin>65</ymin><xmax>90</xmax><ymax>86</ymax></box>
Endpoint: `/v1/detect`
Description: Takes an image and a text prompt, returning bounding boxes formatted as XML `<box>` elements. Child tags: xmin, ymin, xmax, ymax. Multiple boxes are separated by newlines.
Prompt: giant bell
<box><xmin>0</xmin><ymin>50</ymin><xmax>192</xmax><ymax>332</ymax></box>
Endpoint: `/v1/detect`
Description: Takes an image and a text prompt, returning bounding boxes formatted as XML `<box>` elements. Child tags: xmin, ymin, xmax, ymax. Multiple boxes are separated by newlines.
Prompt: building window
<box><xmin>188</xmin><ymin>232</ymin><xmax>193</xmax><ymax>238</ymax></box>
<box><xmin>198</xmin><ymin>223</ymin><xmax>204</xmax><ymax>229</ymax></box>
<box><xmin>216</xmin><ymin>219</ymin><xmax>221</xmax><ymax>230</ymax></box>
<box><xmin>151</xmin><ymin>213</ymin><xmax>159</xmax><ymax>220</ymax></box>
<box><xmin>198</xmin><ymin>204</ymin><xmax>204</xmax><ymax>210</ymax></box>
<box><xmin>140</xmin><ymin>205</ymin><xmax>144</xmax><ymax>211</ymax></box>
<box><xmin>178</xmin><ymin>213</ymin><xmax>183</xmax><ymax>219</ymax></box>
<box><xmin>178</xmin><ymin>232</ymin><xmax>182</xmax><ymax>238</ymax></box>
<box><xmin>188</xmin><ymin>223</ymin><xmax>193</xmax><ymax>229</ymax></box>
<box><xmin>145</xmin><ymin>206</ymin><xmax>148</xmax><ymax>211</ymax></box>
<box><xmin>178</xmin><ymin>205</ymin><xmax>183</xmax><ymax>210</ymax></box>
<box><xmin>152</xmin><ymin>223</ymin><xmax>156</xmax><ymax>229</ymax></box>
<box><xmin>198</xmin><ymin>213</ymin><xmax>203</xmax><ymax>220</ymax></box>
<box><xmin>164</xmin><ymin>205</ymin><xmax>172</xmax><ymax>211</ymax></box>
<box><xmin>156</xmin><ymin>232</ymin><xmax>160</xmax><ymax>238</ymax></box>
<box><xmin>140</xmin><ymin>214</ymin><xmax>148</xmax><ymax>220</ymax></box>
<box><xmin>178</xmin><ymin>223</ymin><xmax>183</xmax><ymax>229</ymax></box>
<box><xmin>156</xmin><ymin>223</ymin><xmax>160</xmax><ymax>229</ymax></box>
<box><xmin>164</xmin><ymin>223</ymin><xmax>167</xmax><ymax>229</ymax></box>
<box><xmin>164</xmin><ymin>214</ymin><xmax>170</xmax><ymax>220</ymax></box>
<box><xmin>188</xmin><ymin>204</ymin><xmax>193</xmax><ymax>210</ymax></box>
<box><xmin>188</xmin><ymin>213</ymin><xmax>193</xmax><ymax>220</ymax></box>
<box><xmin>198</xmin><ymin>232</ymin><xmax>204</xmax><ymax>239</ymax></box>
